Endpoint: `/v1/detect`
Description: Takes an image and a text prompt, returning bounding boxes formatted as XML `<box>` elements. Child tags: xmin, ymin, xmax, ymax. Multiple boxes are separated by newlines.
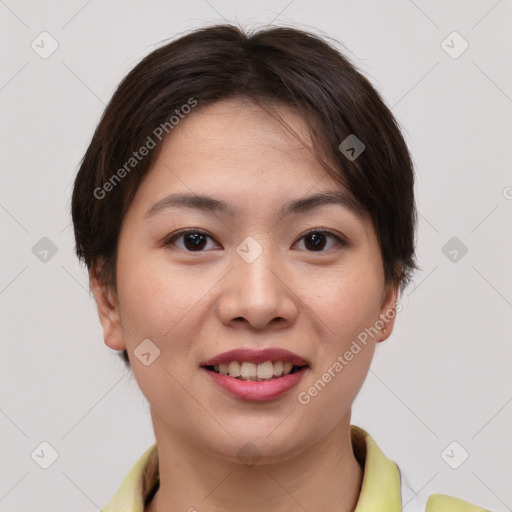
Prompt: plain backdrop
<box><xmin>1</xmin><ymin>1</ymin><xmax>511</xmax><ymax>511</ymax></box>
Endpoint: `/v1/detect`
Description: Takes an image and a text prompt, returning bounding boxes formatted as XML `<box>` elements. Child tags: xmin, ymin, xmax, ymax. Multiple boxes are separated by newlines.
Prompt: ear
<box><xmin>376</xmin><ymin>281</ymin><xmax>400</xmax><ymax>343</ymax></box>
<box><xmin>89</xmin><ymin>264</ymin><xmax>126</xmax><ymax>351</ymax></box>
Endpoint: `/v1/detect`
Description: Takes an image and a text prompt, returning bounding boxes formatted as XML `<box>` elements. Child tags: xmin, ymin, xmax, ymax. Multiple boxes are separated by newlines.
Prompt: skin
<box><xmin>91</xmin><ymin>97</ymin><xmax>399</xmax><ymax>512</ymax></box>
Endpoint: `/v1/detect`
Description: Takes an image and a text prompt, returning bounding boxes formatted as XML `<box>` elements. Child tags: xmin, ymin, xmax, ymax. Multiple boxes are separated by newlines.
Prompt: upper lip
<box><xmin>200</xmin><ymin>348</ymin><xmax>310</xmax><ymax>367</ymax></box>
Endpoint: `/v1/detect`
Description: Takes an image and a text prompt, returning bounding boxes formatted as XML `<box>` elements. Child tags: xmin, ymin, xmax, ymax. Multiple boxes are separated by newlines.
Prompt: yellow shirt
<box><xmin>102</xmin><ymin>425</ymin><xmax>491</xmax><ymax>511</ymax></box>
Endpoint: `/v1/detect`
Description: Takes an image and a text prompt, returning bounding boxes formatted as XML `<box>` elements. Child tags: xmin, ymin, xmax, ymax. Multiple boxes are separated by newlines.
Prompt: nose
<box><xmin>216</xmin><ymin>243</ymin><xmax>299</xmax><ymax>331</ymax></box>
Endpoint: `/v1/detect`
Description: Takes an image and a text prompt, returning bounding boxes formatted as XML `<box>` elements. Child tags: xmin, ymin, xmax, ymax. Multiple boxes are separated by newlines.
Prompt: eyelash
<box><xmin>164</xmin><ymin>228</ymin><xmax>348</xmax><ymax>253</ymax></box>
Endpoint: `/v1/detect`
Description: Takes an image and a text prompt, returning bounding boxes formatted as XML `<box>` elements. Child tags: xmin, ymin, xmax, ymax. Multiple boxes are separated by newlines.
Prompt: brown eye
<box><xmin>165</xmin><ymin>230</ymin><xmax>218</xmax><ymax>252</ymax></box>
<box><xmin>304</xmin><ymin>232</ymin><xmax>327</xmax><ymax>251</ymax></box>
<box><xmin>295</xmin><ymin>230</ymin><xmax>346</xmax><ymax>252</ymax></box>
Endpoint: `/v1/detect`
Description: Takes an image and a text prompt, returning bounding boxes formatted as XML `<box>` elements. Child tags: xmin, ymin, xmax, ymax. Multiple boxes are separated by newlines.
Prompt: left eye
<box><xmin>294</xmin><ymin>230</ymin><xmax>346</xmax><ymax>252</ymax></box>
<box><xmin>164</xmin><ymin>229</ymin><xmax>346</xmax><ymax>252</ymax></box>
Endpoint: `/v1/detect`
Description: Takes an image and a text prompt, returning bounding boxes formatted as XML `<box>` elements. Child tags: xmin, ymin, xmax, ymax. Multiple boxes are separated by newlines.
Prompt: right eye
<box><xmin>164</xmin><ymin>229</ymin><xmax>220</xmax><ymax>252</ymax></box>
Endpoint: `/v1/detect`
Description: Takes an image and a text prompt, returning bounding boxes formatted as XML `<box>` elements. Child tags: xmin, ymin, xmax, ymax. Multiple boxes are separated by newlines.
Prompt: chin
<box><xmin>205</xmin><ymin>425</ymin><xmax>313</xmax><ymax>465</ymax></box>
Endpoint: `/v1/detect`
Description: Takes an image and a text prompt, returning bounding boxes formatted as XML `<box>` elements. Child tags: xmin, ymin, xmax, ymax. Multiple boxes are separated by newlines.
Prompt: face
<box><xmin>92</xmin><ymin>97</ymin><xmax>398</xmax><ymax>463</ymax></box>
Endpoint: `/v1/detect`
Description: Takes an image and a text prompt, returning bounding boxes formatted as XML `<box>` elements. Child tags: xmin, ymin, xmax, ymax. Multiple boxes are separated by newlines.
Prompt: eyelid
<box><xmin>298</xmin><ymin>227</ymin><xmax>347</xmax><ymax>242</ymax></box>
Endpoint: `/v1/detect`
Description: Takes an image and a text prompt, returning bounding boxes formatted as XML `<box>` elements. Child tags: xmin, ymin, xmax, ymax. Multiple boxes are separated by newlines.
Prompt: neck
<box><xmin>145</xmin><ymin>412</ymin><xmax>363</xmax><ymax>512</ymax></box>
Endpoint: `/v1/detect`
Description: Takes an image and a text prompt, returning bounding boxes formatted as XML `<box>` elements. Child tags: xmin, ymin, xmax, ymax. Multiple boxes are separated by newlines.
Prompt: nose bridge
<box><xmin>218</xmin><ymin>235</ymin><xmax>297</xmax><ymax>329</ymax></box>
<box><xmin>235</xmin><ymin>234</ymin><xmax>281</xmax><ymax>300</ymax></box>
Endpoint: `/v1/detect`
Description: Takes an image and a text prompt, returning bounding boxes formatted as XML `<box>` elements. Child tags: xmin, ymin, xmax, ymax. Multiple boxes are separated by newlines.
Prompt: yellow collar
<box><xmin>351</xmin><ymin>425</ymin><xmax>402</xmax><ymax>511</ymax></box>
<box><xmin>103</xmin><ymin>425</ymin><xmax>402</xmax><ymax>511</ymax></box>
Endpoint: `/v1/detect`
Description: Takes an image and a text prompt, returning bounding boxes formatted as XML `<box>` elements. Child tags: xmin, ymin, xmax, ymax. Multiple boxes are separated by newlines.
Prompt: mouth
<box><xmin>201</xmin><ymin>361</ymin><xmax>309</xmax><ymax>382</ymax></box>
<box><xmin>199</xmin><ymin>348</ymin><xmax>311</xmax><ymax>401</ymax></box>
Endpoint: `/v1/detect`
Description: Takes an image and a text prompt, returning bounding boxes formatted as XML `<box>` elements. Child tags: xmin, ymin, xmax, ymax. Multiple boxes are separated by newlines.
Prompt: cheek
<box><xmin>311</xmin><ymin>267</ymin><xmax>382</xmax><ymax>342</ymax></box>
<box><xmin>115</xmin><ymin>253</ymin><xmax>203</xmax><ymax>414</ymax></box>
<box><xmin>300</xmin><ymin>264</ymin><xmax>382</xmax><ymax>409</ymax></box>
<box><xmin>115</xmin><ymin>248</ymin><xmax>205</xmax><ymax>351</ymax></box>
<box><xmin>298</xmin><ymin>283</ymin><xmax>378</xmax><ymax>425</ymax></box>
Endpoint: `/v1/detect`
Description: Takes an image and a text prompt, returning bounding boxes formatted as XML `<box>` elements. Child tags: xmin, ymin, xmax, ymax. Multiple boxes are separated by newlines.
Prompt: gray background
<box><xmin>1</xmin><ymin>0</ymin><xmax>511</xmax><ymax>511</ymax></box>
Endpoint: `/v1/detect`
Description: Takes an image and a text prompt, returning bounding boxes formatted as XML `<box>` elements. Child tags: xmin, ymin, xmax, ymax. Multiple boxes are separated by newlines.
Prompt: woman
<box><xmin>71</xmin><ymin>23</ymin><xmax>490</xmax><ymax>512</ymax></box>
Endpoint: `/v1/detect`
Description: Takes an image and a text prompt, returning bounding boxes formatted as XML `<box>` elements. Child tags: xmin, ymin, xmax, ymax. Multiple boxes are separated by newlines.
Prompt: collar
<box><xmin>351</xmin><ymin>425</ymin><xmax>402</xmax><ymax>511</ymax></box>
<box><xmin>103</xmin><ymin>425</ymin><xmax>403</xmax><ymax>512</ymax></box>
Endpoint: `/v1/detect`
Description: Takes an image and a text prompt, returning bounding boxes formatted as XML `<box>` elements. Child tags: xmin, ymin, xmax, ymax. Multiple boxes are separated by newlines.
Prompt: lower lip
<box><xmin>201</xmin><ymin>367</ymin><xmax>308</xmax><ymax>402</ymax></box>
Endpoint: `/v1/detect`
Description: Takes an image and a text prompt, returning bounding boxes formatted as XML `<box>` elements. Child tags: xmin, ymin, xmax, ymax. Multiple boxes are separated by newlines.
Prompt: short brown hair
<box><xmin>71</xmin><ymin>23</ymin><xmax>419</xmax><ymax>366</ymax></box>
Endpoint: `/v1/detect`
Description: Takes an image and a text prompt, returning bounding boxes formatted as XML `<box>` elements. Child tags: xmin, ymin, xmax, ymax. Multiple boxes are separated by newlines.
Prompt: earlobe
<box><xmin>377</xmin><ymin>282</ymin><xmax>399</xmax><ymax>343</ymax></box>
<box><xmin>89</xmin><ymin>266</ymin><xmax>126</xmax><ymax>352</ymax></box>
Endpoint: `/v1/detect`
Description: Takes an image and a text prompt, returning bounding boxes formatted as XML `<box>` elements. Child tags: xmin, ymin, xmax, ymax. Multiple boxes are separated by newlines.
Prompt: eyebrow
<box><xmin>144</xmin><ymin>190</ymin><xmax>365</xmax><ymax>220</ymax></box>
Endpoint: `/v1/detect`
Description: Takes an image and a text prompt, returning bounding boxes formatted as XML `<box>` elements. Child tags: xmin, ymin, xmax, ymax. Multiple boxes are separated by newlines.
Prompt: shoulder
<box><xmin>426</xmin><ymin>493</ymin><xmax>491</xmax><ymax>512</ymax></box>
<box><xmin>351</xmin><ymin>426</ymin><xmax>493</xmax><ymax>512</ymax></box>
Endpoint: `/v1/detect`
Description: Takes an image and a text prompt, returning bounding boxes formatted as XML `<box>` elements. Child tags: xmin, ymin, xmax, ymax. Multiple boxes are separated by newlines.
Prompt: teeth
<box><xmin>228</xmin><ymin>361</ymin><xmax>241</xmax><ymax>378</ymax></box>
<box><xmin>240</xmin><ymin>362</ymin><xmax>257</xmax><ymax>379</ymax></box>
<box><xmin>211</xmin><ymin>360</ymin><xmax>302</xmax><ymax>381</ymax></box>
<box><xmin>257</xmin><ymin>361</ymin><xmax>274</xmax><ymax>379</ymax></box>
<box><xmin>273</xmin><ymin>361</ymin><xmax>284</xmax><ymax>376</ymax></box>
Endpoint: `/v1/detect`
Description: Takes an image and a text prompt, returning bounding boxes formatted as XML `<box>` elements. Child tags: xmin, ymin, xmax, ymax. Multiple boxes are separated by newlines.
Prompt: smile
<box><xmin>200</xmin><ymin>348</ymin><xmax>310</xmax><ymax>401</ymax></box>
<box><xmin>201</xmin><ymin>363</ymin><xmax>309</xmax><ymax>402</ymax></box>
<box><xmin>205</xmin><ymin>360</ymin><xmax>307</xmax><ymax>382</ymax></box>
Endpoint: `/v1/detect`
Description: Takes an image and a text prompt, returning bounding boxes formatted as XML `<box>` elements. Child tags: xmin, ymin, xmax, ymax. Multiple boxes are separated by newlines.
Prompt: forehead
<box><xmin>153</xmin><ymin>98</ymin><xmax>331</xmax><ymax>183</ymax></box>
<box><xmin>168</xmin><ymin>98</ymin><xmax>325</xmax><ymax>166</ymax></box>
<box><xmin>128</xmin><ymin>97</ymin><xmax>364</xmax><ymax>222</ymax></box>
